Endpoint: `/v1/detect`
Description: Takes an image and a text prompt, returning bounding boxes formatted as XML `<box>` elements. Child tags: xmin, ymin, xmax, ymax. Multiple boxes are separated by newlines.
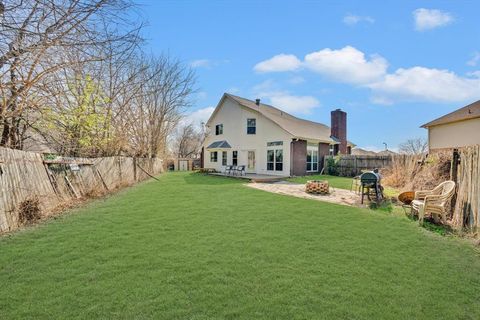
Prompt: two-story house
<box><xmin>201</xmin><ymin>93</ymin><xmax>354</xmax><ymax>176</ymax></box>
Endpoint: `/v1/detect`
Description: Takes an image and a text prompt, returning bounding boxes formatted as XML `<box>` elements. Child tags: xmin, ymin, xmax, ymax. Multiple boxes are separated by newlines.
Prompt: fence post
<box><xmin>133</xmin><ymin>157</ymin><xmax>137</xmax><ymax>182</ymax></box>
<box><xmin>450</xmin><ymin>148</ymin><xmax>460</xmax><ymax>215</ymax></box>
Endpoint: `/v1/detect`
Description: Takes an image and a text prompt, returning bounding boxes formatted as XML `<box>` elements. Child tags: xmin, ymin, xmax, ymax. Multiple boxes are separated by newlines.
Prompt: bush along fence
<box><xmin>0</xmin><ymin>147</ymin><xmax>163</xmax><ymax>233</ymax></box>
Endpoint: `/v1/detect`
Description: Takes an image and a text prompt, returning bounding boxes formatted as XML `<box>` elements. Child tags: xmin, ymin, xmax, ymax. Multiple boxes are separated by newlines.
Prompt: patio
<box><xmin>208</xmin><ymin>172</ymin><xmax>288</xmax><ymax>183</ymax></box>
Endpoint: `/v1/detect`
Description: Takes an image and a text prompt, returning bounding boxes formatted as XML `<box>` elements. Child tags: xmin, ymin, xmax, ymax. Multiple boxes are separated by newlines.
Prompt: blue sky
<box><xmin>140</xmin><ymin>1</ymin><xmax>480</xmax><ymax>151</ymax></box>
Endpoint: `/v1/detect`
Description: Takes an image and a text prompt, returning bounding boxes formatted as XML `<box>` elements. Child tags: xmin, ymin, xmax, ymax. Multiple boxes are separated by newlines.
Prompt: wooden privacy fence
<box><xmin>451</xmin><ymin>145</ymin><xmax>480</xmax><ymax>233</ymax></box>
<box><xmin>324</xmin><ymin>155</ymin><xmax>400</xmax><ymax>176</ymax></box>
<box><xmin>0</xmin><ymin>147</ymin><xmax>163</xmax><ymax>233</ymax></box>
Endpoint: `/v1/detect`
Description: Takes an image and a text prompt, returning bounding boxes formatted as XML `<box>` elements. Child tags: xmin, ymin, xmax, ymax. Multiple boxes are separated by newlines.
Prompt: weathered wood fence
<box><xmin>323</xmin><ymin>155</ymin><xmax>399</xmax><ymax>176</ymax></box>
<box><xmin>0</xmin><ymin>147</ymin><xmax>163</xmax><ymax>233</ymax></box>
<box><xmin>452</xmin><ymin>145</ymin><xmax>480</xmax><ymax>233</ymax></box>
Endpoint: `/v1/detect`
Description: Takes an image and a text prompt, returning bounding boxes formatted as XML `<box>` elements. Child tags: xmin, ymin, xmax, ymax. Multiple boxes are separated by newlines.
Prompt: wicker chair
<box><xmin>411</xmin><ymin>181</ymin><xmax>456</xmax><ymax>225</ymax></box>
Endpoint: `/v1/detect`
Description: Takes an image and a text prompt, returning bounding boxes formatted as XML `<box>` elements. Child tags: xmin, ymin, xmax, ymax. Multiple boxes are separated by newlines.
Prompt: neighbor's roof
<box><xmin>351</xmin><ymin>147</ymin><xmax>377</xmax><ymax>156</ymax></box>
<box><xmin>208</xmin><ymin>93</ymin><xmax>343</xmax><ymax>144</ymax></box>
<box><xmin>421</xmin><ymin>100</ymin><xmax>480</xmax><ymax>128</ymax></box>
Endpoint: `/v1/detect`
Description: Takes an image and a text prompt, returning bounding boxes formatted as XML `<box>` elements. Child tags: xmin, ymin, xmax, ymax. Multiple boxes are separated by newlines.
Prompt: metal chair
<box><xmin>236</xmin><ymin>165</ymin><xmax>246</xmax><ymax>176</ymax></box>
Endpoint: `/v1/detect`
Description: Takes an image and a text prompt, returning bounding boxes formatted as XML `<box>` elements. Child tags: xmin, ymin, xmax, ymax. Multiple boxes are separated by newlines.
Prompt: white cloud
<box><xmin>190</xmin><ymin>59</ymin><xmax>211</xmax><ymax>68</ymax></box>
<box><xmin>467</xmin><ymin>52</ymin><xmax>480</xmax><ymax>66</ymax></box>
<box><xmin>304</xmin><ymin>46</ymin><xmax>388</xmax><ymax>84</ymax></box>
<box><xmin>183</xmin><ymin>106</ymin><xmax>215</xmax><ymax>128</ymax></box>
<box><xmin>226</xmin><ymin>87</ymin><xmax>240</xmax><ymax>94</ymax></box>
<box><xmin>413</xmin><ymin>8</ymin><xmax>454</xmax><ymax>31</ymax></box>
<box><xmin>258</xmin><ymin>91</ymin><xmax>320</xmax><ymax>115</ymax></box>
<box><xmin>369</xmin><ymin>67</ymin><xmax>480</xmax><ymax>103</ymax></box>
<box><xmin>254</xmin><ymin>54</ymin><xmax>302</xmax><ymax>73</ymax></box>
<box><xmin>254</xmin><ymin>46</ymin><xmax>480</xmax><ymax>104</ymax></box>
<box><xmin>288</xmin><ymin>76</ymin><xmax>305</xmax><ymax>85</ymax></box>
<box><xmin>190</xmin><ymin>59</ymin><xmax>229</xmax><ymax>69</ymax></box>
<box><xmin>343</xmin><ymin>14</ymin><xmax>375</xmax><ymax>26</ymax></box>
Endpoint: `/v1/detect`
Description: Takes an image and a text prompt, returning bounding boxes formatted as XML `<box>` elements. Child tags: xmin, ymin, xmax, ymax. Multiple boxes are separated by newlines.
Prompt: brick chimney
<box><xmin>331</xmin><ymin>109</ymin><xmax>347</xmax><ymax>154</ymax></box>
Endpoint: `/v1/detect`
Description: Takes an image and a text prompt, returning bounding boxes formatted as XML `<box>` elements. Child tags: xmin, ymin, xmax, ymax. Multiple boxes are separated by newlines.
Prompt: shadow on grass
<box><xmin>183</xmin><ymin>172</ymin><xmax>242</xmax><ymax>185</ymax></box>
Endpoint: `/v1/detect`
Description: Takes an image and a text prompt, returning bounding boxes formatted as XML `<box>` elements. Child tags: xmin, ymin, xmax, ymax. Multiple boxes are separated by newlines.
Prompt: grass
<box><xmin>1</xmin><ymin>172</ymin><xmax>480</xmax><ymax>319</ymax></box>
<box><xmin>288</xmin><ymin>174</ymin><xmax>400</xmax><ymax>197</ymax></box>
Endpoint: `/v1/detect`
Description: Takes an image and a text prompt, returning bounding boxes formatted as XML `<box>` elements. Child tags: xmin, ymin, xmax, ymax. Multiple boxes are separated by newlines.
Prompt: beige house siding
<box><xmin>428</xmin><ymin>118</ymin><xmax>480</xmax><ymax>150</ymax></box>
<box><xmin>203</xmin><ymin>98</ymin><xmax>293</xmax><ymax>176</ymax></box>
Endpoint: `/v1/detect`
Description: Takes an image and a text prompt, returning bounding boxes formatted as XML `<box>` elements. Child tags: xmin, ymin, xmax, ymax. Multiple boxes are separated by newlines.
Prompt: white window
<box><xmin>307</xmin><ymin>146</ymin><xmax>318</xmax><ymax>172</ymax></box>
<box><xmin>210</xmin><ymin>151</ymin><xmax>218</xmax><ymax>162</ymax></box>
<box><xmin>267</xmin><ymin>149</ymin><xmax>283</xmax><ymax>171</ymax></box>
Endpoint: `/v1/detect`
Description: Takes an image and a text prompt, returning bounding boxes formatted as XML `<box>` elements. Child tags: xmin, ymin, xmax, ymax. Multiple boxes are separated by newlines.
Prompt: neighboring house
<box><xmin>421</xmin><ymin>100</ymin><xmax>480</xmax><ymax>151</ymax></box>
<box><xmin>377</xmin><ymin>149</ymin><xmax>398</xmax><ymax>156</ymax></box>
<box><xmin>201</xmin><ymin>93</ymin><xmax>355</xmax><ymax>176</ymax></box>
<box><xmin>351</xmin><ymin>147</ymin><xmax>377</xmax><ymax>156</ymax></box>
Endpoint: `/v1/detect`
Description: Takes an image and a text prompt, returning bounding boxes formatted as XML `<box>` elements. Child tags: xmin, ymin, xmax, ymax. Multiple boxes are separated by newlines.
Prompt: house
<box><xmin>421</xmin><ymin>100</ymin><xmax>480</xmax><ymax>151</ymax></box>
<box><xmin>201</xmin><ymin>93</ymin><xmax>355</xmax><ymax>176</ymax></box>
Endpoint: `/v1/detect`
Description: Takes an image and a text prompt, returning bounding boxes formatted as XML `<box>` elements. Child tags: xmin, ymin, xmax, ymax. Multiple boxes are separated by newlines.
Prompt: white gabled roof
<box><xmin>207</xmin><ymin>93</ymin><xmax>335</xmax><ymax>144</ymax></box>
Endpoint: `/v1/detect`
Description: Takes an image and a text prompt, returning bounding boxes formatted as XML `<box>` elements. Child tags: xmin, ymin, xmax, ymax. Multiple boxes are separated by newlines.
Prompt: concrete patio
<box><xmin>208</xmin><ymin>172</ymin><xmax>288</xmax><ymax>183</ymax></box>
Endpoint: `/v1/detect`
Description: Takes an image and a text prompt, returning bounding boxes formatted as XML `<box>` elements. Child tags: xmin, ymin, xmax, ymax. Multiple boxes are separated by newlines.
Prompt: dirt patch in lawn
<box><xmin>247</xmin><ymin>182</ymin><xmax>361</xmax><ymax>206</ymax></box>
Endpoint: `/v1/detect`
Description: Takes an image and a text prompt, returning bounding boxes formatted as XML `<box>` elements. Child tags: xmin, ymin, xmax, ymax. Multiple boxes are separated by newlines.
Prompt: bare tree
<box><xmin>0</xmin><ymin>0</ymin><xmax>142</xmax><ymax>149</ymax></box>
<box><xmin>398</xmin><ymin>137</ymin><xmax>428</xmax><ymax>155</ymax></box>
<box><xmin>125</xmin><ymin>55</ymin><xmax>195</xmax><ymax>158</ymax></box>
<box><xmin>174</xmin><ymin>123</ymin><xmax>204</xmax><ymax>158</ymax></box>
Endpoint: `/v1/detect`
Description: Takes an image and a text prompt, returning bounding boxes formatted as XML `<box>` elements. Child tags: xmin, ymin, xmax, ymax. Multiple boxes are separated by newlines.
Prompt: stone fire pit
<box><xmin>305</xmin><ymin>180</ymin><xmax>330</xmax><ymax>195</ymax></box>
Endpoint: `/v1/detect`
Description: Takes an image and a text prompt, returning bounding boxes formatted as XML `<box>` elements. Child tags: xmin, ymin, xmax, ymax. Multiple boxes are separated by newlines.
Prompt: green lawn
<box><xmin>288</xmin><ymin>174</ymin><xmax>399</xmax><ymax>197</ymax></box>
<box><xmin>1</xmin><ymin>172</ymin><xmax>479</xmax><ymax>319</ymax></box>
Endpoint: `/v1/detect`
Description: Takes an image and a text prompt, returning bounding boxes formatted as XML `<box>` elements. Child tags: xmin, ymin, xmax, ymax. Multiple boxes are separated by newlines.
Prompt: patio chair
<box><xmin>350</xmin><ymin>175</ymin><xmax>361</xmax><ymax>194</ymax></box>
<box><xmin>411</xmin><ymin>180</ymin><xmax>456</xmax><ymax>225</ymax></box>
<box><xmin>224</xmin><ymin>165</ymin><xmax>233</xmax><ymax>175</ymax></box>
<box><xmin>236</xmin><ymin>165</ymin><xmax>246</xmax><ymax>176</ymax></box>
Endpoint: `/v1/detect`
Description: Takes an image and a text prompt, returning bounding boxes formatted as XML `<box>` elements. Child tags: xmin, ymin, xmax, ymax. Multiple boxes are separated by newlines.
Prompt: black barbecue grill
<box><xmin>360</xmin><ymin>170</ymin><xmax>384</xmax><ymax>204</ymax></box>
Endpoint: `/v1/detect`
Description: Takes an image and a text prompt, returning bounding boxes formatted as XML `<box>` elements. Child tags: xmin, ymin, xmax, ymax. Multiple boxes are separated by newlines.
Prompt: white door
<box><xmin>247</xmin><ymin>151</ymin><xmax>255</xmax><ymax>172</ymax></box>
<box><xmin>179</xmin><ymin>160</ymin><xmax>188</xmax><ymax>171</ymax></box>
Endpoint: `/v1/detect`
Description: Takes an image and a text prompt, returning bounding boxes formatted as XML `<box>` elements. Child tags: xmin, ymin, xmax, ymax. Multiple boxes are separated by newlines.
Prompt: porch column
<box><xmin>290</xmin><ymin>139</ymin><xmax>307</xmax><ymax>176</ymax></box>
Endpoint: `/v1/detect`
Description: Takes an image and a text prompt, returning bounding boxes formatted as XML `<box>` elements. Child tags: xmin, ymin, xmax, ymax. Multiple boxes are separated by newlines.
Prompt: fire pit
<box><xmin>305</xmin><ymin>180</ymin><xmax>330</xmax><ymax>195</ymax></box>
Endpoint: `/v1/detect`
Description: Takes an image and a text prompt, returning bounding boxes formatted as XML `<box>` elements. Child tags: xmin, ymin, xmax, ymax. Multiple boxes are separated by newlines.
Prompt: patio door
<box><xmin>247</xmin><ymin>150</ymin><xmax>255</xmax><ymax>172</ymax></box>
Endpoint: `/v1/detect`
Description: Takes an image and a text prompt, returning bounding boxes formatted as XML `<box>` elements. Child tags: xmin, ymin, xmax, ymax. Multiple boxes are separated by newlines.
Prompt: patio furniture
<box><xmin>350</xmin><ymin>175</ymin><xmax>361</xmax><ymax>194</ymax></box>
<box><xmin>306</xmin><ymin>180</ymin><xmax>329</xmax><ymax>195</ymax></box>
<box><xmin>411</xmin><ymin>181</ymin><xmax>456</xmax><ymax>225</ymax></box>
<box><xmin>398</xmin><ymin>191</ymin><xmax>415</xmax><ymax>215</ymax></box>
<box><xmin>224</xmin><ymin>165</ymin><xmax>233</xmax><ymax>175</ymax></box>
<box><xmin>236</xmin><ymin>165</ymin><xmax>246</xmax><ymax>176</ymax></box>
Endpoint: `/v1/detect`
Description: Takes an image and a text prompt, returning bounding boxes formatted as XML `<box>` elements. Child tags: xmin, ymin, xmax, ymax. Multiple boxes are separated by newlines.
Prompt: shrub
<box><xmin>325</xmin><ymin>156</ymin><xmax>339</xmax><ymax>176</ymax></box>
<box><xmin>18</xmin><ymin>197</ymin><xmax>42</xmax><ymax>225</ymax></box>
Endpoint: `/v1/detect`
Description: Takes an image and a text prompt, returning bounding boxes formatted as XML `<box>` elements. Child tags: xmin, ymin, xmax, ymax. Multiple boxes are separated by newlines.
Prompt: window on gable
<box><xmin>215</xmin><ymin>124</ymin><xmax>223</xmax><ymax>135</ymax></box>
<box><xmin>247</xmin><ymin>118</ymin><xmax>256</xmax><ymax>134</ymax></box>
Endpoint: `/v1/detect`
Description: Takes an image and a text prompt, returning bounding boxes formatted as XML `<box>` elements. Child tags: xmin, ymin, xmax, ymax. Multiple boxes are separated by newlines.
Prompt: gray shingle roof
<box><xmin>206</xmin><ymin>140</ymin><xmax>231</xmax><ymax>149</ymax></box>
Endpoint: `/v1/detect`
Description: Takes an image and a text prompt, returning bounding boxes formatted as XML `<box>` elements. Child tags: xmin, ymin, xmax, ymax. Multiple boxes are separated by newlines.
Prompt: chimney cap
<box><xmin>255</xmin><ymin>98</ymin><xmax>261</xmax><ymax>106</ymax></box>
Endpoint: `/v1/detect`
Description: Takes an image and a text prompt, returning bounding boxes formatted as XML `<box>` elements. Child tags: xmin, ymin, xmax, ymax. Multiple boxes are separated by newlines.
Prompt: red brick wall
<box><xmin>318</xmin><ymin>143</ymin><xmax>330</xmax><ymax>172</ymax></box>
<box><xmin>290</xmin><ymin>139</ymin><xmax>307</xmax><ymax>176</ymax></box>
<box><xmin>331</xmin><ymin>109</ymin><xmax>347</xmax><ymax>154</ymax></box>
